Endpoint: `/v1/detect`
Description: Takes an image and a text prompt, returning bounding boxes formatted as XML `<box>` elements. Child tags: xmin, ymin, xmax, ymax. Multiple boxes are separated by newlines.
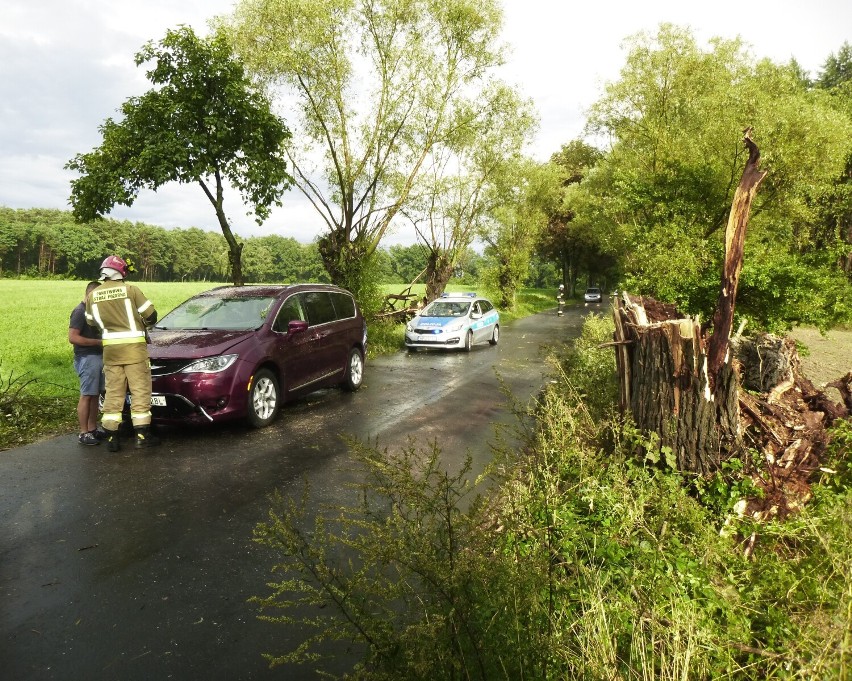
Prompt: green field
<box><xmin>0</xmin><ymin>280</ymin><xmax>222</xmax><ymax>398</ymax></box>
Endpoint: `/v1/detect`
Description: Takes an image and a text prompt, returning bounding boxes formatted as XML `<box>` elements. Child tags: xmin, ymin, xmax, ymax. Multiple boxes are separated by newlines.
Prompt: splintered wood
<box><xmin>612</xmin><ymin>294</ymin><xmax>850</xmax><ymax>522</ymax></box>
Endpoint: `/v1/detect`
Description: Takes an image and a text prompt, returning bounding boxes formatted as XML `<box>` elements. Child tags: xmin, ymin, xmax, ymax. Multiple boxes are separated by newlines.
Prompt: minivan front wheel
<box><xmin>342</xmin><ymin>348</ymin><xmax>364</xmax><ymax>392</ymax></box>
<box><xmin>247</xmin><ymin>368</ymin><xmax>280</xmax><ymax>428</ymax></box>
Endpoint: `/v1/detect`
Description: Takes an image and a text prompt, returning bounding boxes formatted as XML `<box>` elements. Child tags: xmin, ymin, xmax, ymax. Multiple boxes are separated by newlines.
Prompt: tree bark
<box><xmin>611</xmin><ymin>130</ymin><xmax>769</xmax><ymax>473</ymax></box>
<box><xmin>424</xmin><ymin>250</ymin><xmax>453</xmax><ymax>302</ymax></box>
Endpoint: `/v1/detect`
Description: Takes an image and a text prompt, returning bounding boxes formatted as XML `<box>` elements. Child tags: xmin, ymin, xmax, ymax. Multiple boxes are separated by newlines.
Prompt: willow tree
<box><xmin>66</xmin><ymin>26</ymin><xmax>292</xmax><ymax>286</ymax></box>
<box><xmin>400</xmin><ymin>84</ymin><xmax>537</xmax><ymax>302</ymax></box>
<box><xmin>225</xmin><ymin>0</ymin><xmax>505</xmax><ymax>309</ymax></box>
<box><xmin>482</xmin><ymin>159</ymin><xmax>561</xmax><ymax>309</ymax></box>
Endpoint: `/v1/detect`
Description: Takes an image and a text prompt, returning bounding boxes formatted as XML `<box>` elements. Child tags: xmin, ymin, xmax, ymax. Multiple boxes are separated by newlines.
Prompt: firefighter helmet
<box><xmin>100</xmin><ymin>255</ymin><xmax>129</xmax><ymax>280</ymax></box>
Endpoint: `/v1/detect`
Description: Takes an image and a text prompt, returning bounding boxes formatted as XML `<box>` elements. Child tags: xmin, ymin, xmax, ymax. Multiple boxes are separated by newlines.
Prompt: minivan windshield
<box><xmin>423</xmin><ymin>301</ymin><xmax>471</xmax><ymax>317</ymax></box>
<box><xmin>157</xmin><ymin>296</ymin><xmax>276</xmax><ymax>331</ymax></box>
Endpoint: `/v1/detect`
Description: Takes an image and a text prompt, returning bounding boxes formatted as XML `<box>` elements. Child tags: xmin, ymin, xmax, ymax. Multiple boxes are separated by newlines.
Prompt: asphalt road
<box><xmin>1</xmin><ymin>306</ymin><xmax>589</xmax><ymax>680</ymax></box>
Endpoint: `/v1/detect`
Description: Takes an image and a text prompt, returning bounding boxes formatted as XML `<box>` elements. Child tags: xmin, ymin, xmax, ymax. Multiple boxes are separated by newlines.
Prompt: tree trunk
<box><xmin>201</xmin><ymin>174</ymin><xmax>245</xmax><ymax>286</ymax></box>
<box><xmin>424</xmin><ymin>252</ymin><xmax>453</xmax><ymax>303</ymax></box>
<box><xmin>611</xmin><ymin>130</ymin><xmax>766</xmax><ymax>474</ymax></box>
<box><xmin>613</xmin><ymin>296</ymin><xmax>740</xmax><ymax>473</ymax></box>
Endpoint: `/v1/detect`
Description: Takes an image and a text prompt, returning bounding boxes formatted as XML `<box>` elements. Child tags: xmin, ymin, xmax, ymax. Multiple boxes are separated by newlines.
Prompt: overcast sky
<box><xmin>2</xmin><ymin>0</ymin><xmax>850</xmax><ymax>246</ymax></box>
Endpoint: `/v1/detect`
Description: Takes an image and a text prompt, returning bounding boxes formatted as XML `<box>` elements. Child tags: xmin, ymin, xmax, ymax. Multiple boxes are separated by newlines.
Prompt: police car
<box><xmin>405</xmin><ymin>293</ymin><xmax>499</xmax><ymax>352</ymax></box>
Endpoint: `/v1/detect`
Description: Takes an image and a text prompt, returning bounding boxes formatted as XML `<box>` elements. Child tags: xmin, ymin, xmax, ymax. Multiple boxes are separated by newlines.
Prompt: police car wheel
<box><xmin>489</xmin><ymin>325</ymin><xmax>499</xmax><ymax>346</ymax></box>
<box><xmin>247</xmin><ymin>369</ymin><xmax>280</xmax><ymax>428</ymax></box>
<box><xmin>464</xmin><ymin>329</ymin><xmax>473</xmax><ymax>352</ymax></box>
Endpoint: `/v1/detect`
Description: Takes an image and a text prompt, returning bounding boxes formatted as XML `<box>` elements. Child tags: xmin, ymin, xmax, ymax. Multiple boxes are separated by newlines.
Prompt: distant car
<box><xmin>146</xmin><ymin>284</ymin><xmax>367</xmax><ymax>428</ymax></box>
<box><xmin>405</xmin><ymin>293</ymin><xmax>499</xmax><ymax>352</ymax></box>
<box><xmin>584</xmin><ymin>287</ymin><xmax>603</xmax><ymax>304</ymax></box>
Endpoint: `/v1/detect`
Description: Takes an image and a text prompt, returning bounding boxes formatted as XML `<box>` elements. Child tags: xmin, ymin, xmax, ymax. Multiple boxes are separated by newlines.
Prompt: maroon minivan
<box><xmin>147</xmin><ymin>284</ymin><xmax>366</xmax><ymax>427</ymax></box>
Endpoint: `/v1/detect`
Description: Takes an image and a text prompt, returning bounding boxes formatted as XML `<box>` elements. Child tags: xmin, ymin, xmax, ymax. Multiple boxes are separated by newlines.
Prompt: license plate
<box><xmin>151</xmin><ymin>395</ymin><xmax>166</xmax><ymax>407</ymax></box>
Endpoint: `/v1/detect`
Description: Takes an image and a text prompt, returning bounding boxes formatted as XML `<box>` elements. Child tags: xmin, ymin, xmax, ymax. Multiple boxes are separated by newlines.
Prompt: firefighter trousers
<box><xmin>102</xmin><ymin>361</ymin><xmax>152</xmax><ymax>431</ymax></box>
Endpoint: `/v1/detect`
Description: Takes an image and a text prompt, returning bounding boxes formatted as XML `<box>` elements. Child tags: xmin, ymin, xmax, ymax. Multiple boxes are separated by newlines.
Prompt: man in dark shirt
<box><xmin>69</xmin><ymin>281</ymin><xmax>104</xmax><ymax>445</ymax></box>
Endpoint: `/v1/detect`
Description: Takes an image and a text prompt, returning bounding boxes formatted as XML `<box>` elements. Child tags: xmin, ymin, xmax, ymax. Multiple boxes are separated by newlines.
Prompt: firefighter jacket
<box><xmin>85</xmin><ymin>280</ymin><xmax>157</xmax><ymax>366</ymax></box>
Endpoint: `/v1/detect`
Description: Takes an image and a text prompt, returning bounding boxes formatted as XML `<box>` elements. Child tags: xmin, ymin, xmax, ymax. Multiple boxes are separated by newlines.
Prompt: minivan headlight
<box><xmin>181</xmin><ymin>354</ymin><xmax>238</xmax><ymax>373</ymax></box>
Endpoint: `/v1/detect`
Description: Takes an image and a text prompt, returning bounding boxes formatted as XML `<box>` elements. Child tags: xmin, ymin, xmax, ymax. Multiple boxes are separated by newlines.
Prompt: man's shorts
<box><xmin>73</xmin><ymin>354</ymin><xmax>105</xmax><ymax>396</ymax></box>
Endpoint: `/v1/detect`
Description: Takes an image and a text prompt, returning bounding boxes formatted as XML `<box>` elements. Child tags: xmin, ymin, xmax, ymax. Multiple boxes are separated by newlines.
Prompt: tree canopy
<box><xmin>571</xmin><ymin>24</ymin><xmax>852</xmax><ymax>331</ymax></box>
<box><xmin>65</xmin><ymin>26</ymin><xmax>293</xmax><ymax>285</ymax></box>
<box><xmin>224</xmin><ymin>0</ymin><xmax>512</xmax><ymax>310</ymax></box>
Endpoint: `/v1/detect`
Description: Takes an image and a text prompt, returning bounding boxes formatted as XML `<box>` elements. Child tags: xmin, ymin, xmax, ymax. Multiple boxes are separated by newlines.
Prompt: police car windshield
<box><xmin>423</xmin><ymin>301</ymin><xmax>471</xmax><ymax>317</ymax></box>
<box><xmin>158</xmin><ymin>296</ymin><xmax>276</xmax><ymax>331</ymax></box>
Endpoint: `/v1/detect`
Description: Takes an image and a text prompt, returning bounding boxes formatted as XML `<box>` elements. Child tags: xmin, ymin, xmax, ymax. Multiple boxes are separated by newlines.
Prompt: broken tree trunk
<box><xmin>613</xmin><ymin>130</ymin><xmax>767</xmax><ymax>474</ymax></box>
<box><xmin>707</xmin><ymin>128</ymin><xmax>768</xmax><ymax>390</ymax></box>
<box><xmin>613</xmin><ymin>294</ymin><xmax>740</xmax><ymax>473</ymax></box>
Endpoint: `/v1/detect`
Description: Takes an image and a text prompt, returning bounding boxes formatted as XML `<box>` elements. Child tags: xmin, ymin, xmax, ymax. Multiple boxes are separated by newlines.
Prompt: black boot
<box><xmin>134</xmin><ymin>426</ymin><xmax>161</xmax><ymax>449</ymax></box>
<box><xmin>106</xmin><ymin>432</ymin><xmax>120</xmax><ymax>452</ymax></box>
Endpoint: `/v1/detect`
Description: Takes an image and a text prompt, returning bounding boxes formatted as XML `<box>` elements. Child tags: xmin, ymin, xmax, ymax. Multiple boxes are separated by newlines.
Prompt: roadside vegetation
<box><xmin>251</xmin><ymin>315</ymin><xmax>852</xmax><ymax>679</ymax></box>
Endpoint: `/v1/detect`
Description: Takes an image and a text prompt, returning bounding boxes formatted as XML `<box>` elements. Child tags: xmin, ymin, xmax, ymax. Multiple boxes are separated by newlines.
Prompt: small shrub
<box><xmin>365</xmin><ymin>319</ymin><xmax>405</xmax><ymax>357</ymax></box>
<box><xmin>0</xmin><ymin>365</ymin><xmax>75</xmax><ymax>450</ymax></box>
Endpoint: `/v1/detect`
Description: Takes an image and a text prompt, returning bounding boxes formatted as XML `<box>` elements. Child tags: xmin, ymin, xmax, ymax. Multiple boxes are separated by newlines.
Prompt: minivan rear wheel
<box><xmin>342</xmin><ymin>348</ymin><xmax>364</xmax><ymax>392</ymax></box>
<box><xmin>247</xmin><ymin>368</ymin><xmax>280</xmax><ymax>428</ymax></box>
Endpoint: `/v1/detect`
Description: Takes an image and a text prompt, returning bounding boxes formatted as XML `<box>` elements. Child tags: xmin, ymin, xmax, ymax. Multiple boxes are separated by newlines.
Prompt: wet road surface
<box><xmin>1</xmin><ymin>307</ymin><xmax>589</xmax><ymax>680</ymax></box>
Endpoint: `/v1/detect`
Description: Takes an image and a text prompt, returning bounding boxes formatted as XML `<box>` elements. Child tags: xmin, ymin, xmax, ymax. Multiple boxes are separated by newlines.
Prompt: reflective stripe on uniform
<box><xmin>102</xmin><ymin>329</ymin><xmax>146</xmax><ymax>340</ymax></box>
<box><xmin>124</xmin><ymin>299</ymin><xmax>139</xmax><ymax>332</ymax></box>
<box><xmin>103</xmin><ymin>336</ymin><xmax>146</xmax><ymax>346</ymax></box>
<box><xmin>102</xmin><ymin>412</ymin><xmax>123</xmax><ymax>424</ymax></box>
<box><xmin>138</xmin><ymin>300</ymin><xmax>152</xmax><ymax>314</ymax></box>
<box><xmin>91</xmin><ymin>304</ymin><xmax>106</xmax><ymax>331</ymax></box>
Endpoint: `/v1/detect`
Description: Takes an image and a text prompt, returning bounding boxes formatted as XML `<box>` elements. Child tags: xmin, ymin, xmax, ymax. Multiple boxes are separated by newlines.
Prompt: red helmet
<box><xmin>100</xmin><ymin>255</ymin><xmax>128</xmax><ymax>278</ymax></box>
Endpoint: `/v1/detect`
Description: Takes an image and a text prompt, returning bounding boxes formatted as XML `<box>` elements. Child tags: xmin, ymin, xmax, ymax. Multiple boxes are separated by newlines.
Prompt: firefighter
<box><xmin>86</xmin><ymin>255</ymin><xmax>159</xmax><ymax>451</ymax></box>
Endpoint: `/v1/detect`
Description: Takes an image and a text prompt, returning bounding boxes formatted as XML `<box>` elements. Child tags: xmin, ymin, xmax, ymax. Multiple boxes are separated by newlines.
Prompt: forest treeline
<box><xmin>0</xmin><ymin>206</ymin><xmax>559</xmax><ymax>290</ymax></box>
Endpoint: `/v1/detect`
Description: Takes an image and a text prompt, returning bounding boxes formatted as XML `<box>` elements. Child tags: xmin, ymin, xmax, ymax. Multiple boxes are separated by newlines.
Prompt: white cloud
<box><xmin>1</xmin><ymin>0</ymin><xmax>850</xmax><ymax>246</ymax></box>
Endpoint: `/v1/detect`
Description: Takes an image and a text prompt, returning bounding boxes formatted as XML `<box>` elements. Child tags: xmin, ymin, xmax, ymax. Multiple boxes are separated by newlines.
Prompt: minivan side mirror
<box><xmin>470</xmin><ymin>312</ymin><xmax>482</xmax><ymax>320</ymax></box>
<box><xmin>287</xmin><ymin>320</ymin><xmax>309</xmax><ymax>335</ymax></box>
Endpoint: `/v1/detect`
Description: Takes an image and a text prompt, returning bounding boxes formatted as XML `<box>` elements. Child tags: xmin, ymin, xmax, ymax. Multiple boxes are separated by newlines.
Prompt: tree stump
<box><xmin>613</xmin><ymin>294</ymin><xmax>740</xmax><ymax>473</ymax></box>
